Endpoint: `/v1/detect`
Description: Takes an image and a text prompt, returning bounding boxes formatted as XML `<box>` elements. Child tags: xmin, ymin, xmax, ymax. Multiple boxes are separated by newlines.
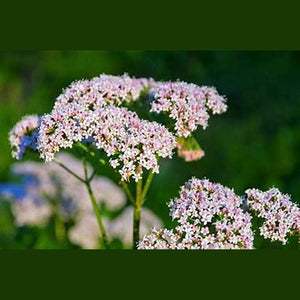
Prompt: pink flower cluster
<box><xmin>38</xmin><ymin>106</ymin><xmax>176</xmax><ymax>181</ymax></box>
<box><xmin>92</xmin><ymin>107</ymin><xmax>176</xmax><ymax>181</ymax></box>
<box><xmin>176</xmin><ymin>136</ymin><xmax>205</xmax><ymax>162</ymax></box>
<box><xmin>37</xmin><ymin>74</ymin><xmax>154</xmax><ymax>162</ymax></box>
<box><xmin>9</xmin><ymin>115</ymin><xmax>40</xmax><ymax>160</ymax></box>
<box><xmin>9</xmin><ymin>74</ymin><xmax>228</xmax><ymax>181</ymax></box>
<box><xmin>177</xmin><ymin>147</ymin><xmax>205</xmax><ymax>162</ymax></box>
<box><xmin>150</xmin><ymin>82</ymin><xmax>227</xmax><ymax>137</ymax></box>
<box><xmin>31</xmin><ymin>74</ymin><xmax>175</xmax><ymax>181</ymax></box>
<box><xmin>138</xmin><ymin>228</ymin><xmax>179</xmax><ymax>249</ymax></box>
<box><xmin>53</xmin><ymin>74</ymin><xmax>152</xmax><ymax>112</ymax></box>
<box><xmin>139</xmin><ymin>178</ymin><xmax>254</xmax><ymax>249</ymax></box>
<box><xmin>245</xmin><ymin>188</ymin><xmax>300</xmax><ymax>244</ymax></box>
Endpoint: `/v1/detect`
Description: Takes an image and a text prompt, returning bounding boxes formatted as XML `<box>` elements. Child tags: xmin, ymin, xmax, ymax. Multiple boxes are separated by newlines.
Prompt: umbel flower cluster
<box><xmin>139</xmin><ymin>178</ymin><xmax>254</xmax><ymax>249</ymax></box>
<box><xmin>39</xmin><ymin>106</ymin><xmax>176</xmax><ymax>181</ymax></box>
<box><xmin>138</xmin><ymin>178</ymin><xmax>300</xmax><ymax>249</ymax></box>
<box><xmin>9</xmin><ymin>74</ymin><xmax>227</xmax><ymax>181</ymax></box>
<box><xmin>9</xmin><ymin>115</ymin><xmax>40</xmax><ymax>160</ymax></box>
<box><xmin>0</xmin><ymin>153</ymin><xmax>162</xmax><ymax>248</ymax></box>
<box><xmin>150</xmin><ymin>82</ymin><xmax>227</xmax><ymax>137</ymax></box>
<box><xmin>245</xmin><ymin>188</ymin><xmax>300</xmax><ymax>244</ymax></box>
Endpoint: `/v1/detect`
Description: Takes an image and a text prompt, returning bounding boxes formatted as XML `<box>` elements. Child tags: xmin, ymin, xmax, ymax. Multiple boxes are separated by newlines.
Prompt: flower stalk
<box><xmin>82</xmin><ymin>158</ymin><xmax>109</xmax><ymax>249</ymax></box>
<box><xmin>54</xmin><ymin>156</ymin><xmax>110</xmax><ymax>249</ymax></box>
<box><xmin>142</xmin><ymin>171</ymin><xmax>154</xmax><ymax>203</ymax></box>
<box><xmin>133</xmin><ymin>178</ymin><xmax>143</xmax><ymax>249</ymax></box>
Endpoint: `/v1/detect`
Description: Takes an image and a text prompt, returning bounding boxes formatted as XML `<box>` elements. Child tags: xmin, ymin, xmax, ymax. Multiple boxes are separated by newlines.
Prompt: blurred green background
<box><xmin>0</xmin><ymin>51</ymin><xmax>299</xmax><ymax>249</ymax></box>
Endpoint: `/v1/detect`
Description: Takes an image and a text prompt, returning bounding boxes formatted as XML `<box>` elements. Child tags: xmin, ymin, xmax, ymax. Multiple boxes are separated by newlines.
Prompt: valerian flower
<box><xmin>52</xmin><ymin>74</ymin><xmax>153</xmax><ymax>113</ymax></box>
<box><xmin>138</xmin><ymin>228</ymin><xmax>179</xmax><ymax>249</ymax></box>
<box><xmin>139</xmin><ymin>178</ymin><xmax>254</xmax><ymax>249</ymax></box>
<box><xmin>139</xmin><ymin>179</ymin><xmax>300</xmax><ymax>249</ymax></box>
<box><xmin>245</xmin><ymin>187</ymin><xmax>300</xmax><ymax>244</ymax></box>
<box><xmin>168</xmin><ymin>178</ymin><xmax>254</xmax><ymax>249</ymax></box>
<box><xmin>38</xmin><ymin>106</ymin><xmax>176</xmax><ymax>181</ymax></box>
<box><xmin>150</xmin><ymin>82</ymin><xmax>227</xmax><ymax>138</ymax></box>
<box><xmin>176</xmin><ymin>136</ymin><xmax>205</xmax><ymax>162</ymax></box>
<box><xmin>10</xmin><ymin>75</ymin><xmax>227</xmax><ymax>167</ymax></box>
<box><xmin>9</xmin><ymin>115</ymin><xmax>40</xmax><ymax>160</ymax></box>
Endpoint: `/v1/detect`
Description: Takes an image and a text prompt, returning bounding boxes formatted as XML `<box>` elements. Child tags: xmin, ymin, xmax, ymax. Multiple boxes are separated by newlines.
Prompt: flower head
<box><xmin>92</xmin><ymin>107</ymin><xmax>176</xmax><ymax>181</ymax></box>
<box><xmin>245</xmin><ymin>187</ymin><xmax>300</xmax><ymax>244</ymax></box>
<box><xmin>169</xmin><ymin>178</ymin><xmax>254</xmax><ymax>249</ymax></box>
<box><xmin>12</xmin><ymin>197</ymin><xmax>52</xmax><ymax>227</ymax></box>
<box><xmin>150</xmin><ymin>82</ymin><xmax>227</xmax><ymax>137</ymax></box>
<box><xmin>53</xmin><ymin>73</ymin><xmax>152</xmax><ymax>113</ymax></box>
<box><xmin>177</xmin><ymin>136</ymin><xmax>205</xmax><ymax>162</ymax></box>
<box><xmin>138</xmin><ymin>228</ymin><xmax>179</xmax><ymax>249</ymax></box>
<box><xmin>9</xmin><ymin>115</ymin><xmax>40</xmax><ymax>160</ymax></box>
<box><xmin>38</xmin><ymin>106</ymin><xmax>176</xmax><ymax>181</ymax></box>
<box><xmin>139</xmin><ymin>178</ymin><xmax>254</xmax><ymax>249</ymax></box>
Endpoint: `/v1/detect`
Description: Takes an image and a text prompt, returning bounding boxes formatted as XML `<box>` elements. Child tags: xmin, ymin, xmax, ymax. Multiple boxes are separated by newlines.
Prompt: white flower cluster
<box><xmin>53</xmin><ymin>73</ymin><xmax>152</xmax><ymax>111</ymax></box>
<box><xmin>93</xmin><ymin>107</ymin><xmax>176</xmax><ymax>181</ymax></box>
<box><xmin>137</xmin><ymin>228</ymin><xmax>179</xmax><ymax>249</ymax></box>
<box><xmin>245</xmin><ymin>188</ymin><xmax>300</xmax><ymax>244</ymax></box>
<box><xmin>38</xmin><ymin>106</ymin><xmax>176</xmax><ymax>181</ymax></box>
<box><xmin>0</xmin><ymin>153</ymin><xmax>162</xmax><ymax>248</ymax></box>
<box><xmin>69</xmin><ymin>207</ymin><xmax>162</xmax><ymax>249</ymax></box>
<box><xmin>10</xmin><ymin>75</ymin><xmax>229</xmax><ymax>178</ymax></box>
<box><xmin>68</xmin><ymin>212</ymin><xmax>101</xmax><ymax>249</ymax></box>
<box><xmin>150</xmin><ymin>82</ymin><xmax>227</xmax><ymax>137</ymax></box>
<box><xmin>12</xmin><ymin>197</ymin><xmax>52</xmax><ymax>227</ymax></box>
<box><xmin>139</xmin><ymin>178</ymin><xmax>254</xmax><ymax>249</ymax></box>
<box><xmin>0</xmin><ymin>153</ymin><xmax>126</xmax><ymax>226</ymax></box>
<box><xmin>9</xmin><ymin>115</ymin><xmax>40</xmax><ymax>160</ymax></box>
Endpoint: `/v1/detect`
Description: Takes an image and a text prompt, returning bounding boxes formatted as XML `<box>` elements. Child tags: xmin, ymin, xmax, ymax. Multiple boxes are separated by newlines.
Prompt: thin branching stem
<box><xmin>82</xmin><ymin>158</ymin><xmax>109</xmax><ymax>249</ymax></box>
<box><xmin>142</xmin><ymin>171</ymin><xmax>154</xmax><ymax>204</ymax></box>
<box><xmin>54</xmin><ymin>158</ymin><xmax>85</xmax><ymax>183</ymax></box>
<box><xmin>120</xmin><ymin>181</ymin><xmax>135</xmax><ymax>206</ymax></box>
<box><xmin>88</xmin><ymin>170</ymin><xmax>96</xmax><ymax>183</ymax></box>
<box><xmin>133</xmin><ymin>178</ymin><xmax>143</xmax><ymax>249</ymax></box>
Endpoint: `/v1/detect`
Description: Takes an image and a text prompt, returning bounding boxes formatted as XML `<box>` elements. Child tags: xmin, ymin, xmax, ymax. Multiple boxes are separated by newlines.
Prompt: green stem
<box><xmin>54</xmin><ymin>151</ymin><xmax>109</xmax><ymax>249</ymax></box>
<box><xmin>85</xmin><ymin>179</ymin><xmax>109</xmax><ymax>249</ymax></box>
<box><xmin>133</xmin><ymin>178</ymin><xmax>143</xmax><ymax>249</ymax></box>
<box><xmin>83</xmin><ymin>158</ymin><xmax>109</xmax><ymax>249</ymax></box>
<box><xmin>54</xmin><ymin>158</ymin><xmax>85</xmax><ymax>183</ymax></box>
<box><xmin>76</xmin><ymin>143</ymin><xmax>106</xmax><ymax>166</ymax></box>
<box><xmin>141</xmin><ymin>171</ymin><xmax>154</xmax><ymax>203</ymax></box>
<box><xmin>120</xmin><ymin>181</ymin><xmax>135</xmax><ymax>206</ymax></box>
<box><xmin>54</xmin><ymin>213</ymin><xmax>66</xmax><ymax>242</ymax></box>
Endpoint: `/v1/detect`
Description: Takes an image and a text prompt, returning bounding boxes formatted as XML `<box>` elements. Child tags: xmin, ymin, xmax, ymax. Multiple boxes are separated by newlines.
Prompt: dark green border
<box><xmin>0</xmin><ymin>250</ymin><xmax>299</xmax><ymax>294</ymax></box>
<box><xmin>1</xmin><ymin>3</ymin><xmax>299</xmax><ymax>291</ymax></box>
<box><xmin>1</xmin><ymin>2</ymin><xmax>300</xmax><ymax>50</ymax></box>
